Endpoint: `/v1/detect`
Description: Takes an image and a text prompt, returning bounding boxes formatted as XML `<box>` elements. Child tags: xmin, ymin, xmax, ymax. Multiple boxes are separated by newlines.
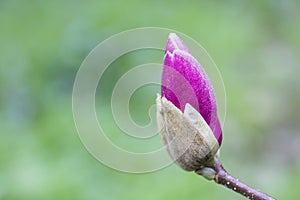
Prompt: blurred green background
<box><xmin>1</xmin><ymin>0</ymin><xmax>300</xmax><ymax>199</ymax></box>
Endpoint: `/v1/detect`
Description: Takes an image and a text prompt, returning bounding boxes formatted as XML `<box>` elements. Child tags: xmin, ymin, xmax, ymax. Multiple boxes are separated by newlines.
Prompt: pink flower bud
<box><xmin>161</xmin><ymin>33</ymin><xmax>222</xmax><ymax>145</ymax></box>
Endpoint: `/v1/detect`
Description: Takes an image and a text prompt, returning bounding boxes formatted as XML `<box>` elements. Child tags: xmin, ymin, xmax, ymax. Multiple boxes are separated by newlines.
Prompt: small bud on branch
<box><xmin>157</xmin><ymin>33</ymin><xmax>276</xmax><ymax>200</ymax></box>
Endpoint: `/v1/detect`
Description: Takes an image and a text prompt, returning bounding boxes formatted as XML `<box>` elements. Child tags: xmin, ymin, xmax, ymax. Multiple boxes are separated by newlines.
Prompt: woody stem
<box><xmin>210</xmin><ymin>158</ymin><xmax>275</xmax><ymax>200</ymax></box>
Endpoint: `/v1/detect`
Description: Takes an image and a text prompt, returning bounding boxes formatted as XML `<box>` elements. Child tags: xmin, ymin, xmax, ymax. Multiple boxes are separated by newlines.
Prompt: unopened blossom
<box><xmin>161</xmin><ymin>33</ymin><xmax>222</xmax><ymax>145</ymax></box>
<box><xmin>156</xmin><ymin>33</ymin><xmax>222</xmax><ymax>171</ymax></box>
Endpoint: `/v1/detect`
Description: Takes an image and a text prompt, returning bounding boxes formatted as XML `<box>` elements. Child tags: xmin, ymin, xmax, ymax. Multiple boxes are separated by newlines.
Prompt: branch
<box><xmin>196</xmin><ymin>158</ymin><xmax>276</xmax><ymax>200</ymax></box>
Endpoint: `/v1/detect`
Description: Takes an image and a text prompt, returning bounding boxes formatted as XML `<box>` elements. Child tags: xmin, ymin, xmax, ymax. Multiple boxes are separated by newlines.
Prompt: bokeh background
<box><xmin>1</xmin><ymin>0</ymin><xmax>300</xmax><ymax>199</ymax></box>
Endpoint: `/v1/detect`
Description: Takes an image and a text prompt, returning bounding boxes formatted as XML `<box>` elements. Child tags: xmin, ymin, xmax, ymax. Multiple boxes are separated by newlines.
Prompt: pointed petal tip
<box><xmin>168</xmin><ymin>32</ymin><xmax>177</xmax><ymax>39</ymax></box>
<box><xmin>166</xmin><ymin>33</ymin><xmax>191</xmax><ymax>54</ymax></box>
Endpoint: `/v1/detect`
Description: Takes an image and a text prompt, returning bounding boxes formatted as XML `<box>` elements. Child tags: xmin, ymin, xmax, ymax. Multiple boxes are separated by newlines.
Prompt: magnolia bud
<box><xmin>156</xmin><ymin>95</ymin><xmax>219</xmax><ymax>171</ymax></box>
<box><xmin>162</xmin><ymin>33</ymin><xmax>222</xmax><ymax>145</ymax></box>
<box><xmin>157</xmin><ymin>33</ymin><xmax>222</xmax><ymax>171</ymax></box>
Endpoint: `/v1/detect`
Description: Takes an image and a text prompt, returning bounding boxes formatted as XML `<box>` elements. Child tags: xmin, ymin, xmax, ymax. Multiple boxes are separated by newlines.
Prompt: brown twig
<box><xmin>211</xmin><ymin>159</ymin><xmax>276</xmax><ymax>200</ymax></box>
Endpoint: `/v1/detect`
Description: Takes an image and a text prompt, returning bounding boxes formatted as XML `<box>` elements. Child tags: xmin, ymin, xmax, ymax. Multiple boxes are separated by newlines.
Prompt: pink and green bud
<box><xmin>161</xmin><ymin>33</ymin><xmax>222</xmax><ymax>145</ymax></box>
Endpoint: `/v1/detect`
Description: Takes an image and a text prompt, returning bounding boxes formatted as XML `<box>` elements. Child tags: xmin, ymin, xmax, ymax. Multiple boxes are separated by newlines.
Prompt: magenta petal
<box><xmin>161</xmin><ymin>33</ymin><xmax>222</xmax><ymax>145</ymax></box>
<box><xmin>166</xmin><ymin>33</ymin><xmax>191</xmax><ymax>54</ymax></box>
